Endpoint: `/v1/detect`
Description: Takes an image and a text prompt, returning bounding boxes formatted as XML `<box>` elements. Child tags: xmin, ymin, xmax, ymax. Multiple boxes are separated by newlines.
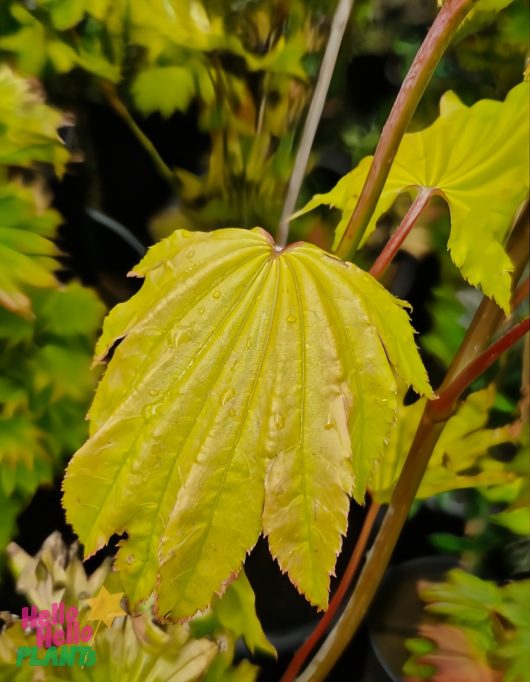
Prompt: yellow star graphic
<box><xmin>85</xmin><ymin>586</ymin><xmax>126</xmax><ymax>629</ymax></box>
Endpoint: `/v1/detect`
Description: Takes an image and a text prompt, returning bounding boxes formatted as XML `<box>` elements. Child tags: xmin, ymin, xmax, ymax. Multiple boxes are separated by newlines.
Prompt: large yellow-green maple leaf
<box><xmin>63</xmin><ymin>227</ymin><xmax>431</xmax><ymax>619</ymax></box>
<box><xmin>294</xmin><ymin>82</ymin><xmax>529</xmax><ymax>313</ymax></box>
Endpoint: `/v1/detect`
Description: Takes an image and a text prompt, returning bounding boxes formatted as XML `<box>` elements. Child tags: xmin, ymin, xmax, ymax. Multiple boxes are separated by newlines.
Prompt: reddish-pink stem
<box><xmin>370</xmin><ymin>189</ymin><xmax>433</xmax><ymax>278</ymax></box>
<box><xmin>432</xmin><ymin>317</ymin><xmax>530</xmax><ymax>421</ymax></box>
<box><xmin>279</xmin><ymin>500</ymin><xmax>381</xmax><ymax>682</ymax></box>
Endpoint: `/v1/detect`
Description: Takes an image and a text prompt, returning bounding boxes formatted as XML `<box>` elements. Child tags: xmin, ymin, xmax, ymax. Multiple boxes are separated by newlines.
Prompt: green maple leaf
<box><xmin>132</xmin><ymin>66</ymin><xmax>199</xmax><ymax>119</ymax></box>
<box><xmin>63</xmin><ymin>227</ymin><xmax>431</xmax><ymax>618</ymax></box>
<box><xmin>369</xmin><ymin>386</ymin><xmax>517</xmax><ymax>503</ymax></box>
<box><xmin>0</xmin><ymin>183</ymin><xmax>60</xmax><ymax>317</ymax></box>
<box><xmin>294</xmin><ymin>82</ymin><xmax>529</xmax><ymax>313</ymax></box>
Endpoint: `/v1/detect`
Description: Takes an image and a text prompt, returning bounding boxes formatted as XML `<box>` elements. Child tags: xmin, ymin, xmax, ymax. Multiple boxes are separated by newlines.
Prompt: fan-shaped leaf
<box><xmin>63</xmin><ymin>227</ymin><xmax>430</xmax><ymax>619</ymax></box>
<box><xmin>294</xmin><ymin>82</ymin><xmax>529</xmax><ymax>312</ymax></box>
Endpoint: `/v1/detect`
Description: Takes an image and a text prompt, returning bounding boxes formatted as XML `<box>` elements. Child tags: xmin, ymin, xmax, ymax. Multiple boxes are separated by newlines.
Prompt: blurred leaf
<box><xmin>405</xmin><ymin>623</ymin><xmax>503</xmax><ymax>682</ymax></box>
<box><xmin>294</xmin><ymin>82</ymin><xmax>530</xmax><ymax>312</ymax></box>
<box><xmin>1</xmin><ymin>533</ymin><xmax>259</xmax><ymax>681</ymax></box>
<box><xmin>209</xmin><ymin>571</ymin><xmax>275</xmax><ymax>658</ymax></box>
<box><xmin>0</xmin><ymin>64</ymin><xmax>69</xmax><ymax>172</ymax></box>
<box><xmin>407</xmin><ymin>570</ymin><xmax>530</xmax><ymax>682</ymax></box>
<box><xmin>485</xmin><ymin>426</ymin><xmax>530</xmax><ymax>536</ymax></box>
<box><xmin>370</xmin><ymin>386</ymin><xmax>517</xmax><ymax>503</ymax></box>
<box><xmin>132</xmin><ymin>66</ymin><xmax>197</xmax><ymax>118</ymax></box>
<box><xmin>0</xmin><ymin>183</ymin><xmax>60</xmax><ymax>317</ymax></box>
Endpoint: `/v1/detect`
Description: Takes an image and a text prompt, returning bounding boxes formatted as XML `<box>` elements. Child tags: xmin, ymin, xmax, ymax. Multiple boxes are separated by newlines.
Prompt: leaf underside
<box><xmin>294</xmin><ymin>82</ymin><xmax>529</xmax><ymax>313</ymax></box>
<box><xmin>63</xmin><ymin>227</ymin><xmax>430</xmax><ymax>619</ymax></box>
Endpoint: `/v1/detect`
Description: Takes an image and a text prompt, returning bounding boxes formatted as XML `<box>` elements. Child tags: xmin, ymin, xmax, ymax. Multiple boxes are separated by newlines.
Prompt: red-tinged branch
<box><xmin>370</xmin><ymin>189</ymin><xmax>433</xmax><ymax>278</ymax></box>
<box><xmin>431</xmin><ymin>317</ymin><xmax>530</xmax><ymax>421</ymax></box>
<box><xmin>334</xmin><ymin>0</ymin><xmax>478</xmax><ymax>260</ymax></box>
<box><xmin>280</xmin><ymin>501</ymin><xmax>381</xmax><ymax>682</ymax></box>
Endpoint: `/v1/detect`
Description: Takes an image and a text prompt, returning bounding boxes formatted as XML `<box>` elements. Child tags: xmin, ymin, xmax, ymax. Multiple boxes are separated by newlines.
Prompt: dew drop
<box><xmin>213</xmin><ymin>290</ymin><xmax>222</xmax><ymax>299</ymax></box>
<box><xmin>142</xmin><ymin>403</ymin><xmax>160</xmax><ymax>420</ymax></box>
<box><xmin>149</xmin><ymin>389</ymin><xmax>160</xmax><ymax>397</ymax></box>
<box><xmin>324</xmin><ymin>415</ymin><xmax>336</xmax><ymax>430</ymax></box>
<box><xmin>199</xmin><ymin>307</ymin><xmax>205</xmax><ymax>315</ymax></box>
<box><xmin>287</xmin><ymin>315</ymin><xmax>297</xmax><ymax>323</ymax></box>
<box><xmin>221</xmin><ymin>387</ymin><xmax>236</xmax><ymax>405</ymax></box>
<box><xmin>274</xmin><ymin>413</ymin><xmax>285</xmax><ymax>429</ymax></box>
<box><xmin>246</xmin><ymin>337</ymin><xmax>252</xmax><ymax>349</ymax></box>
<box><xmin>170</xmin><ymin>329</ymin><xmax>193</xmax><ymax>347</ymax></box>
<box><xmin>186</xmin><ymin>249</ymin><xmax>195</xmax><ymax>259</ymax></box>
<box><xmin>228</xmin><ymin>408</ymin><xmax>236</xmax><ymax>417</ymax></box>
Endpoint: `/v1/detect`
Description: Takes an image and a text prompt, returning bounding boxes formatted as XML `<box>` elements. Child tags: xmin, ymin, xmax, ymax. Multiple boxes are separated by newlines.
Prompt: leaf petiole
<box><xmin>369</xmin><ymin>188</ymin><xmax>434</xmax><ymax>279</ymax></box>
<box><xmin>334</xmin><ymin>0</ymin><xmax>478</xmax><ymax>260</ymax></box>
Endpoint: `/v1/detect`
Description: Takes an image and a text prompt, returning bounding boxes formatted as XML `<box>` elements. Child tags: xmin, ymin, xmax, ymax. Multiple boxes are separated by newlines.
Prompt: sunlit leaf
<box><xmin>294</xmin><ymin>82</ymin><xmax>529</xmax><ymax>312</ymax></box>
<box><xmin>369</xmin><ymin>386</ymin><xmax>517</xmax><ymax>503</ymax></box>
<box><xmin>63</xmin><ymin>227</ymin><xmax>430</xmax><ymax>618</ymax></box>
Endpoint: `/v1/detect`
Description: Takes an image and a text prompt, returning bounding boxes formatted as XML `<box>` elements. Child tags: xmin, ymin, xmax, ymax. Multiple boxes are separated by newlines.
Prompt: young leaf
<box><xmin>294</xmin><ymin>82</ymin><xmax>529</xmax><ymax>312</ymax></box>
<box><xmin>63</xmin><ymin>227</ymin><xmax>431</xmax><ymax>619</ymax></box>
<box><xmin>192</xmin><ymin>570</ymin><xmax>276</xmax><ymax>659</ymax></box>
<box><xmin>369</xmin><ymin>386</ymin><xmax>517</xmax><ymax>503</ymax></box>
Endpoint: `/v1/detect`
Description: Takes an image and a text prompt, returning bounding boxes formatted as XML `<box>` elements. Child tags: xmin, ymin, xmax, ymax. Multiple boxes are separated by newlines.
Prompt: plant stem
<box><xmin>334</xmin><ymin>0</ymin><xmax>478</xmax><ymax>260</ymax></box>
<box><xmin>298</xmin><ymin>208</ymin><xmax>529</xmax><ymax>681</ymax></box>
<box><xmin>100</xmin><ymin>81</ymin><xmax>177</xmax><ymax>189</ymax></box>
<box><xmin>370</xmin><ymin>189</ymin><xmax>433</xmax><ymax>278</ymax></box>
<box><xmin>511</xmin><ymin>276</ymin><xmax>529</xmax><ymax>312</ymax></box>
<box><xmin>277</xmin><ymin>0</ymin><xmax>355</xmax><ymax>247</ymax></box>
<box><xmin>432</xmin><ymin>317</ymin><xmax>530</xmax><ymax>421</ymax></box>
<box><xmin>280</xmin><ymin>500</ymin><xmax>381</xmax><ymax>682</ymax></box>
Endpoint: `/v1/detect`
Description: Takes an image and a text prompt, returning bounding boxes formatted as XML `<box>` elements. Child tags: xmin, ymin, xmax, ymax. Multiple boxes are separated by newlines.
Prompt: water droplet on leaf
<box><xmin>274</xmin><ymin>413</ymin><xmax>285</xmax><ymax>429</ymax></box>
<box><xmin>221</xmin><ymin>387</ymin><xmax>235</xmax><ymax>405</ymax></box>
<box><xmin>324</xmin><ymin>415</ymin><xmax>335</xmax><ymax>430</ymax></box>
